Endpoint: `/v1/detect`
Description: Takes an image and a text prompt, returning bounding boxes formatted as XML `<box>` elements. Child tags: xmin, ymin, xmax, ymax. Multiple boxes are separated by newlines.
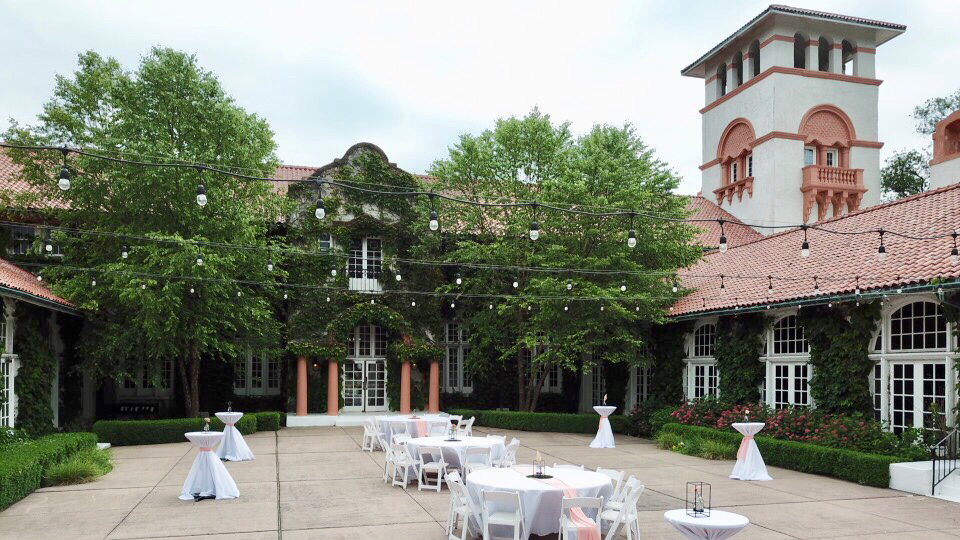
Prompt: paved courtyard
<box><xmin>2</xmin><ymin>426</ymin><xmax>960</xmax><ymax>539</ymax></box>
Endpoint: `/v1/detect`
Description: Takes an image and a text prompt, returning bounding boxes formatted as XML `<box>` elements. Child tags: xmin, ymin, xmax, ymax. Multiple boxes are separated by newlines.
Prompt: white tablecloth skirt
<box><xmin>466</xmin><ymin>466</ymin><xmax>613</xmax><ymax>540</ymax></box>
<box><xmin>180</xmin><ymin>432</ymin><xmax>240</xmax><ymax>500</ymax></box>
<box><xmin>215</xmin><ymin>412</ymin><xmax>255</xmax><ymax>461</ymax></box>
<box><xmin>664</xmin><ymin>509</ymin><xmax>749</xmax><ymax>540</ymax></box>
<box><xmin>405</xmin><ymin>436</ymin><xmax>505</xmax><ymax>470</ymax></box>
<box><xmin>589</xmin><ymin>406</ymin><xmax>617</xmax><ymax>449</ymax></box>
<box><xmin>729</xmin><ymin>423</ymin><xmax>771</xmax><ymax>481</ymax></box>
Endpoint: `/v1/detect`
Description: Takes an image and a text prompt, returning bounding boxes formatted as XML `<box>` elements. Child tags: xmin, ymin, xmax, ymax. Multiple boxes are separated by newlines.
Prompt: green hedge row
<box><xmin>252</xmin><ymin>411</ymin><xmax>282</xmax><ymax>431</ymax></box>
<box><xmin>93</xmin><ymin>415</ymin><xmax>257</xmax><ymax>446</ymax></box>
<box><xmin>660</xmin><ymin>423</ymin><xmax>902</xmax><ymax>487</ymax></box>
<box><xmin>449</xmin><ymin>409</ymin><xmax>633</xmax><ymax>435</ymax></box>
<box><xmin>0</xmin><ymin>432</ymin><xmax>97</xmax><ymax>510</ymax></box>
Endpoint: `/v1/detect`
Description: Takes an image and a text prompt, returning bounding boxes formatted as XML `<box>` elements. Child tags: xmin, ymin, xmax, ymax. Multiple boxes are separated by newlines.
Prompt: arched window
<box><xmin>793</xmin><ymin>33</ymin><xmax>806</xmax><ymax>69</ymax></box>
<box><xmin>716</xmin><ymin>119</ymin><xmax>756</xmax><ymax>193</ymax></box>
<box><xmin>890</xmin><ymin>301</ymin><xmax>947</xmax><ymax>351</ymax></box>
<box><xmin>732</xmin><ymin>52</ymin><xmax>743</xmax><ymax>87</ymax></box>
<box><xmin>841</xmin><ymin>40</ymin><xmax>855</xmax><ymax>75</ymax></box>
<box><xmin>750</xmin><ymin>40</ymin><xmax>761</xmax><ymax>77</ymax></box>
<box><xmin>693</xmin><ymin>324</ymin><xmax>717</xmax><ymax>357</ymax></box>
<box><xmin>716</xmin><ymin>63</ymin><xmax>727</xmax><ymax>98</ymax></box>
<box><xmin>818</xmin><ymin>36</ymin><xmax>831</xmax><ymax>72</ymax></box>
<box><xmin>773</xmin><ymin>315</ymin><xmax>808</xmax><ymax>354</ymax></box>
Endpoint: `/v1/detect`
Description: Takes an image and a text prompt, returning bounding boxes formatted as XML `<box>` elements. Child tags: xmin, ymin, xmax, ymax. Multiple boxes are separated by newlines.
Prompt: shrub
<box><xmin>655</xmin><ymin>431</ymin><xmax>682</xmax><ymax>450</ymax></box>
<box><xmin>253</xmin><ymin>411</ymin><xmax>282</xmax><ymax>431</ymax></box>
<box><xmin>627</xmin><ymin>400</ymin><xmax>677</xmax><ymax>437</ymax></box>
<box><xmin>699</xmin><ymin>439</ymin><xmax>737</xmax><ymax>460</ymax></box>
<box><xmin>0</xmin><ymin>427</ymin><xmax>30</xmax><ymax>446</ymax></box>
<box><xmin>449</xmin><ymin>409</ymin><xmax>635</xmax><ymax>435</ymax></box>
<box><xmin>93</xmin><ymin>415</ymin><xmax>257</xmax><ymax>446</ymax></box>
<box><xmin>44</xmin><ymin>447</ymin><xmax>113</xmax><ymax>486</ymax></box>
<box><xmin>660</xmin><ymin>423</ymin><xmax>901</xmax><ymax>487</ymax></box>
<box><xmin>0</xmin><ymin>432</ymin><xmax>97</xmax><ymax>510</ymax></box>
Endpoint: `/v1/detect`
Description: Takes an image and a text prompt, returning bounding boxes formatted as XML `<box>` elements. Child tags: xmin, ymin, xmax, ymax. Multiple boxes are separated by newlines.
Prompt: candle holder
<box><xmin>203</xmin><ymin>417</ymin><xmax>211</xmax><ymax>432</ymax></box>
<box><xmin>446</xmin><ymin>419</ymin><xmax>460</xmax><ymax>441</ymax></box>
<box><xmin>686</xmin><ymin>482</ymin><xmax>711</xmax><ymax>518</ymax></box>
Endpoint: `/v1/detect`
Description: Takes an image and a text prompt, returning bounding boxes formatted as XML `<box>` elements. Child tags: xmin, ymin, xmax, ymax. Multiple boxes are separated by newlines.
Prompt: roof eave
<box><xmin>0</xmin><ymin>285</ymin><xmax>79</xmax><ymax>316</ymax></box>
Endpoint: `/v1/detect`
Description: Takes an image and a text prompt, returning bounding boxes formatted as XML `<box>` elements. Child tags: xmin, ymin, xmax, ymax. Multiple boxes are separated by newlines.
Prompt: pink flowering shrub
<box><xmin>670</xmin><ymin>398</ymin><xmax>929</xmax><ymax>460</ymax></box>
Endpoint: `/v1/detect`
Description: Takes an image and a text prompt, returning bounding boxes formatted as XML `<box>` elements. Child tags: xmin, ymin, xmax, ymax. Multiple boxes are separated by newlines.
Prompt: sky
<box><xmin>1</xmin><ymin>1</ymin><xmax>958</xmax><ymax>195</ymax></box>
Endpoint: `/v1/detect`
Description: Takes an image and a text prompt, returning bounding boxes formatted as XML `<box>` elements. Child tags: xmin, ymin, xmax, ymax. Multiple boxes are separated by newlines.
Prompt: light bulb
<box><xmin>488</xmin><ymin>304</ymin><xmax>493</xmax><ymax>310</ymax></box>
<box><xmin>411</xmin><ymin>300</ymin><xmax>416</xmax><ymax>306</ymax></box>
<box><xmin>566</xmin><ymin>280</ymin><xmax>572</xmax><ymax>291</ymax></box>
<box><xmin>564</xmin><ymin>305</ymin><xmax>568</xmax><ymax>311</ymax></box>
<box><xmin>326</xmin><ymin>296</ymin><xmax>331</xmax><ymax>302</ymax></box>
<box><xmin>526</xmin><ymin>305</ymin><xmax>531</xmax><ymax>311</ymax></box>
<box><xmin>450</xmin><ymin>302</ymin><xmax>455</xmax><ymax>308</ymax></box>
<box><xmin>237</xmin><ymin>291</ymin><xmax>242</xmax><ymax>297</ymax></box>
<box><xmin>429</xmin><ymin>210</ymin><xmax>439</xmax><ymax>231</ymax></box>
<box><xmin>456</xmin><ymin>274</ymin><xmax>462</xmax><ymax>285</ymax></box>
<box><xmin>951</xmin><ymin>248</ymin><xmax>958</xmax><ymax>265</ymax></box>
<box><xmin>620</xmin><ymin>283</ymin><xmax>627</xmax><ymax>292</ymax></box>
<box><xmin>91</xmin><ymin>279</ymin><xmax>96</xmax><ymax>287</ymax></box>
<box><xmin>141</xmin><ymin>284</ymin><xmax>146</xmax><ymax>289</ymax></box>
<box><xmin>190</xmin><ymin>287</ymin><xmax>195</xmax><ymax>294</ymax></box>
<box><xmin>395</xmin><ymin>273</ymin><xmax>402</xmax><ymax>281</ymax></box>
<box><xmin>627</xmin><ymin>229</ymin><xmax>637</xmax><ymax>248</ymax></box>
<box><xmin>315</xmin><ymin>198</ymin><xmax>325</xmax><ymax>220</ymax></box>
<box><xmin>877</xmin><ymin>246</ymin><xmax>886</xmax><ymax>262</ymax></box>
<box><xmin>371</xmin><ymin>299</ymin><xmax>375</xmax><ymax>304</ymax></box>
<box><xmin>36</xmin><ymin>275</ymin><xmax>42</xmax><ymax>281</ymax></box>
<box><xmin>720</xmin><ymin>285</ymin><xmax>726</xmax><ymax>295</ymax></box>
<box><xmin>529</xmin><ymin>221</ymin><xmax>539</xmax><ymax>241</ymax></box>
<box><xmin>600</xmin><ymin>306</ymin><xmax>605</xmax><ymax>312</ymax></box>
<box><xmin>767</xmin><ymin>285</ymin><xmax>773</xmax><ymax>296</ymax></box>
<box><xmin>330</xmin><ymin>267</ymin><xmax>337</xmax><ymax>277</ymax></box>
<box><xmin>267</xmin><ymin>260</ymin><xmax>274</xmax><ymax>272</ymax></box>
<box><xmin>512</xmin><ymin>280</ymin><xmax>519</xmax><ymax>288</ymax></box>
<box><xmin>283</xmin><ymin>293</ymin><xmax>288</xmax><ymax>300</ymax></box>
<box><xmin>196</xmin><ymin>185</ymin><xmax>207</xmax><ymax>207</ymax></box>
<box><xmin>44</xmin><ymin>239</ymin><xmax>53</xmax><ymax>252</ymax></box>
<box><xmin>672</xmin><ymin>281</ymin><xmax>679</xmax><ymax>293</ymax></box>
<box><xmin>718</xmin><ymin>236</ymin><xmax>728</xmax><ymax>253</ymax></box>
<box><xmin>58</xmin><ymin>166</ymin><xmax>71</xmax><ymax>191</ymax></box>
<box><xmin>122</xmin><ymin>245</ymin><xmax>129</xmax><ymax>259</ymax></box>
<box><xmin>635</xmin><ymin>306</ymin><xmax>640</xmax><ymax>312</ymax></box>
<box><xmin>800</xmin><ymin>241</ymin><xmax>810</xmax><ymax>258</ymax></box>
<box><xmin>196</xmin><ymin>257</ymin><xmax>203</xmax><ymax>266</ymax></box>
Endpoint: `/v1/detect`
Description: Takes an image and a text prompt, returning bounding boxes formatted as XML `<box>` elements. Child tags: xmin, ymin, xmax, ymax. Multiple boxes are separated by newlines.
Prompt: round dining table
<box><xmin>664</xmin><ymin>509</ymin><xmax>750</xmax><ymax>540</ymax></box>
<box><xmin>466</xmin><ymin>465</ymin><xmax>614</xmax><ymax>540</ymax></box>
<box><xmin>179</xmin><ymin>431</ymin><xmax>240</xmax><ymax>501</ymax></box>
<box><xmin>377</xmin><ymin>414</ymin><xmax>449</xmax><ymax>440</ymax></box>
<box><xmin>405</xmin><ymin>435</ymin><xmax>505</xmax><ymax>471</ymax></box>
<box><xmin>215</xmin><ymin>411</ymin><xmax>255</xmax><ymax>461</ymax></box>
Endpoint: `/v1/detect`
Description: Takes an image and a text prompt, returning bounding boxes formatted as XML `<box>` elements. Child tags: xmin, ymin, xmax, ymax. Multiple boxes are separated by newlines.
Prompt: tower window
<box><xmin>842</xmin><ymin>40</ymin><xmax>855</xmax><ymax>75</ymax></box>
<box><xmin>731</xmin><ymin>162</ymin><xmax>738</xmax><ymax>181</ymax></box>
<box><xmin>793</xmin><ymin>33</ymin><xmax>806</xmax><ymax>69</ymax></box>
<box><xmin>804</xmin><ymin>148</ymin><xmax>815</xmax><ymax>166</ymax></box>
<box><xmin>826</xmin><ymin>149</ymin><xmax>836</xmax><ymax>167</ymax></box>
<box><xmin>747</xmin><ymin>155</ymin><xmax>753</xmax><ymax>177</ymax></box>
<box><xmin>818</xmin><ymin>37</ymin><xmax>831</xmax><ymax>72</ymax></box>
<box><xmin>750</xmin><ymin>40</ymin><xmax>761</xmax><ymax>77</ymax></box>
<box><xmin>733</xmin><ymin>52</ymin><xmax>743</xmax><ymax>87</ymax></box>
<box><xmin>716</xmin><ymin>63</ymin><xmax>727</xmax><ymax>98</ymax></box>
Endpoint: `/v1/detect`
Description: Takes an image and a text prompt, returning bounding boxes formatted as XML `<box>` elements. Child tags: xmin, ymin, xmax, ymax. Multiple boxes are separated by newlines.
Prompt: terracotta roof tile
<box><xmin>686</xmin><ymin>196</ymin><xmax>764</xmax><ymax>248</ymax></box>
<box><xmin>673</xmin><ymin>183</ymin><xmax>960</xmax><ymax>316</ymax></box>
<box><xmin>0</xmin><ymin>256</ymin><xmax>74</xmax><ymax>308</ymax></box>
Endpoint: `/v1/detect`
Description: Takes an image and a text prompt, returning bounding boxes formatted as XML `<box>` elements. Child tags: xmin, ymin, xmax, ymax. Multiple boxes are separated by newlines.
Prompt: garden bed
<box><xmin>450</xmin><ymin>408</ymin><xmax>633</xmax><ymax>434</ymax></box>
<box><xmin>93</xmin><ymin>411</ymin><xmax>284</xmax><ymax>445</ymax></box>
<box><xmin>0</xmin><ymin>432</ymin><xmax>98</xmax><ymax>510</ymax></box>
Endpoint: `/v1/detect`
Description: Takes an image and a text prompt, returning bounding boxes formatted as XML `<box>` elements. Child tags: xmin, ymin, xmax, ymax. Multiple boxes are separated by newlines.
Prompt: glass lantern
<box><xmin>686</xmin><ymin>482</ymin><xmax>711</xmax><ymax>518</ymax></box>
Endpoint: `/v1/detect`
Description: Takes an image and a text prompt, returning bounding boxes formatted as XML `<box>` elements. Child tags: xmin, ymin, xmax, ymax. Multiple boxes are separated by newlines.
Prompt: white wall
<box><xmin>930</xmin><ymin>158</ymin><xmax>960</xmax><ymax>190</ymax></box>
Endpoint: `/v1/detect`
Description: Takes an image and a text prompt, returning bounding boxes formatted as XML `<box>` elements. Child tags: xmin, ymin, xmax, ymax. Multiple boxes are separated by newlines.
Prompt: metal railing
<box><xmin>931</xmin><ymin>428</ymin><xmax>959</xmax><ymax>495</ymax></box>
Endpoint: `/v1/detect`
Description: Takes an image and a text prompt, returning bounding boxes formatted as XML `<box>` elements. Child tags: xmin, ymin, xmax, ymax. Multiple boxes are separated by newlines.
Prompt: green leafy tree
<box><xmin>4</xmin><ymin>48</ymin><xmax>286</xmax><ymax>417</ymax></box>
<box><xmin>881</xmin><ymin>88</ymin><xmax>960</xmax><ymax>200</ymax></box>
<box><xmin>425</xmin><ymin>109</ymin><xmax>700</xmax><ymax>411</ymax></box>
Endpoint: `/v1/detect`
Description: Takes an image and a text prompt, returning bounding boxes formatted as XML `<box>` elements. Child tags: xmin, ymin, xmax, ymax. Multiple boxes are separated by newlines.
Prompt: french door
<box><xmin>342</xmin><ymin>359</ymin><xmax>388</xmax><ymax>412</ymax></box>
<box><xmin>889</xmin><ymin>361</ymin><xmax>947</xmax><ymax>433</ymax></box>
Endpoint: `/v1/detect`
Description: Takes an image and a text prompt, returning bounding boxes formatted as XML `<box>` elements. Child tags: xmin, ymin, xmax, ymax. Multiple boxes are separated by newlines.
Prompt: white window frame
<box><xmin>804</xmin><ymin>147</ymin><xmax>816</xmax><ymax>166</ymax></box>
<box><xmin>747</xmin><ymin>154</ymin><xmax>753</xmax><ymax>177</ymax></box>
<box><xmin>692</xmin><ymin>323</ymin><xmax>717</xmax><ymax>358</ymax></box>
<box><xmin>444</xmin><ymin>323</ymin><xmax>472</xmax><ymax>394</ymax></box>
<box><xmin>630</xmin><ymin>364</ymin><xmax>650</xmax><ymax>410</ymax></box>
<box><xmin>689</xmin><ymin>362</ymin><xmax>718</xmax><ymax>399</ymax></box>
<box><xmin>771</xmin><ymin>362</ymin><xmax>810</xmax><ymax>408</ymax></box>
<box><xmin>771</xmin><ymin>315</ymin><xmax>809</xmax><ymax>355</ymax></box>
<box><xmin>117</xmin><ymin>359</ymin><xmax>175</xmax><ymax>398</ymax></box>
<box><xmin>348</xmin><ymin>237</ymin><xmax>383</xmax><ymax>292</ymax></box>
<box><xmin>233</xmin><ymin>348</ymin><xmax>281</xmax><ymax>396</ymax></box>
<box><xmin>731</xmin><ymin>162</ymin><xmax>738</xmax><ymax>182</ymax></box>
<box><xmin>825</xmin><ymin>148</ymin><xmax>837</xmax><ymax>167</ymax></box>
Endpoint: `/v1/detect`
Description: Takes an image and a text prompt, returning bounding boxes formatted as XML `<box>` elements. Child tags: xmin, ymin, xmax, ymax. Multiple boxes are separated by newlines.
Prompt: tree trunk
<box><xmin>525</xmin><ymin>364</ymin><xmax>549</xmax><ymax>412</ymax></box>
<box><xmin>178</xmin><ymin>349</ymin><xmax>201</xmax><ymax>417</ymax></box>
<box><xmin>517</xmin><ymin>350</ymin><xmax>526</xmax><ymax>411</ymax></box>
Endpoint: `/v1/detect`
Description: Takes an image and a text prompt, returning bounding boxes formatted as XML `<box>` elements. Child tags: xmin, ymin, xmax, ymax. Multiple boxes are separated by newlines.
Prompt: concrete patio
<box><xmin>2</xmin><ymin>426</ymin><xmax>960</xmax><ymax>540</ymax></box>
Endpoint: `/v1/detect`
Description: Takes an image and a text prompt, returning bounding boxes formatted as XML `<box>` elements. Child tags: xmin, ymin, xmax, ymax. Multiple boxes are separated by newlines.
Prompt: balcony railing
<box><xmin>348</xmin><ymin>269</ymin><xmax>383</xmax><ymax>293</ymax></box>
<box><xmin>713</xmin><ymin>176</ymin><xmax>754</xmax><ymax>205</ymax></box>
<box><xmin>800</xmin><ymin>165</ymin><xmax>866</xmax><ymax>223</ymax></box>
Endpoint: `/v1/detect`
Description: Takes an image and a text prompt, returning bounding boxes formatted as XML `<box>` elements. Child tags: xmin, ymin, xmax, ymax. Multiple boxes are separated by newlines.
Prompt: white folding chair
<box><xmin>599</xmin><ymin>484</ymin><xmax>643</xmax><ymax>540</ymax></box>
<box><xmin>605</xmin><ymin>476</ymin><xmax>644</xmax><ymax>513</ymax></box>
<box><xmin>494</xmin><ymin>439</ymin><xmax>520</xmax><ymax>468</ymax></box>
<box><xmin>447</xmin><ymin>473</ymin><xmax>481</xmax><ymax>540</ymax></box>
<box><xmin>553</xmin><ymin>463</ymin><xmax>585</xmax><ymax>470</ymax></box>
<box><xmin>482</xmin><ymin>490</ymin><xmax>524</xmax><ymax>540</ymax></box>
<box><xmin>458</xmin><ymin>417</ymin><xmax>476</xmax><ymax>438</ymax></box>
<box><xmin>380</xmin><ymin>433</ymin><xmax>397</xmax><ymax>482</ymax></box>
<box><xmin>417</xmin><ymin>446</ymin><xmax>447</xmax><ymax>492</ymax></box>
<box><xmin>428</xmin><ymin>422</ymin><xmax>447</xmax><ymax>436</ymax></box>
<box><xmin>362</xmin><ymin>419</ymin><xmax>380</xmax><ymax>452</ymax></box>
<box><xmin>559</xmin><ymin>496</ymin><xmax>603</xmax><ymax>540</ymax></box>
<box><xmin>390</xmin><ymin>422</ymin><xmax>409</xmax><ymax>440</ymax></box>
<box><xmin>464</xmin><ymin>446</ymin><xmax>493</xmax><ymax>477</ymax></box>
<box><xmin>391</xmin><ymin>438</ymin><xmax>417</xmax><ymax>489</ymax></box>
<box><xmin>596</xmin><ymin>468</ymin><xmax>625</xmax><ymax>503</ymax></box>
<box><xmin>485</xmin><ymin>434</ymin><xmax>506</xmax><ymax>443</ymax></box>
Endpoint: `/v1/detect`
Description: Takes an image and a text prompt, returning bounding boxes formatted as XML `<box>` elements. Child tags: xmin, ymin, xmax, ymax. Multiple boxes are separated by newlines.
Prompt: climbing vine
<box><xmin>799</xmin><ymin>302</ymin><xmax>880</xmax><ymax>415</ymax></box>
<box><xmin>714</xmin><ymin>313</ymin><xmax>765</xmax><ymax>405</ymax></box>
<box><xmin>13</xmin><ymin>302</ymin><xmax>57</xmax><ymax>436</ymax></box>
<box><xmin>647</xmin><ymin>321</ymin><xmax>690</xmax><ymax>405</ymax></box>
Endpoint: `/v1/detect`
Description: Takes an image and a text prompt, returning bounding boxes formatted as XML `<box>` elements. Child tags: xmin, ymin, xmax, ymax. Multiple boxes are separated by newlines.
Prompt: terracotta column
<box><xmin>840</xmin><ymin>147</ymin><xmax>850</xmax><ymax>168</ymax></box>
<box><xmin>327</xmin><ymin>360</ymin><xmax>339</xmax><ymax>416</ymax></box>
<box><xmin>400</xmin><ymin>361</ymin><xmax>412</xmax><ymax>413</ymax></box>
<box><xmin>428</xmin><ymin>361</ymin><xmax>440</xmax><ymax>413</ymax></box>
<box><xmin>296</xmin><ymin>356</ymin><xmax>308</xmax><ymax>416</ymax></box>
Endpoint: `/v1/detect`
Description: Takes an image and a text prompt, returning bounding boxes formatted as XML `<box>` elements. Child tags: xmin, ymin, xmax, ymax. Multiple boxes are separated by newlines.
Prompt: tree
<box><xmin>880</xmin><ymin>88</ymin><xmax>960</xmax><ymax>200</ymax></box>
<box><xmin>425</xmin><ymin>110</ymin><xmax>701</xmax><ymax>411</ymax></box>
<box><xmin>4</xmin><ymin>48</ymin><xmax>286</xmax><ymax>417</ymax></box>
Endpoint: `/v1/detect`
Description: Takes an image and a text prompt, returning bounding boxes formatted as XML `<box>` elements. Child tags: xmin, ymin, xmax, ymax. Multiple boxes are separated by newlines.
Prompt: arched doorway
<box><xmin>342</xmin><ymin>324</ymin><xmax>389</xmax><ymax>412</ymax></box>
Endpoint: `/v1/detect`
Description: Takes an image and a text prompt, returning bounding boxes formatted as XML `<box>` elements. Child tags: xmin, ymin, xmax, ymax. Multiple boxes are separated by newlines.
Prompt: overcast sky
<box><xmin>2</xmin><ymin>1</ymin><xmax>958</xmax><ymax>195</ymax></box>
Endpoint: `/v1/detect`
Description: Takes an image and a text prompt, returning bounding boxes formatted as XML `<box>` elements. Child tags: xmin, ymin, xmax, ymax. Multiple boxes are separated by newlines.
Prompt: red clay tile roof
<box><xmin>0</xmin><ymin>256</ymin><xmax>74</xmax><ymax>309</ymax></box>
<box><xmin>0</xmin><ymin>149</ymin><xmax>69</xmax><ymax>210</ymax></box>
<box><xmin>686</xmin><ymin>196</ymin><xmax>763</xmax><ymax>249</ymax></box>
<box><xmin>672</xmin><ymin>183</ymin><xmax>960</xmax><ymax>316</ymax></box>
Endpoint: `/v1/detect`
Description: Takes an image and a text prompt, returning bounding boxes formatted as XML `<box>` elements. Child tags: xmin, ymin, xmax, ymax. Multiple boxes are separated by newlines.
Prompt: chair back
<box><xmin>562</xmin><ymin>496</ymin><xmax>603</xmax><ymax>529</ymax></box>
<box><xmin>429</xmin><ymin>423</ymin><xmax>447</xmax><ymax>436</ymax></box>
<box><xmin>504</xmin><ymin>440</ymin><xmax>520</xmax><ymax>462</ymax></box>
<box><xmin>465</xmin><ymin>446</ymin><xmax>492</xmax><ymax>466</ymax></box>
<box><xmin>596</xmin><ymin>468</ymin><xmax>625</xmax><ymax>499</ymax></box>
<box><xmin>482</xmin><ymin>489</ymin><xmax>522</xmax><ymax>514</ymax></box>
<box><xmin>418</xmin><ymin>445</ymin><xmax>444</xmax><ymax>466</ymax></box>
<box><xmin>602</xmin><ymin>484</ymin><xmax>644</xmax><ymax>540</ymax></box>
<box><xmin>614</xmin><ymin>475</ymin><xmax>639</xmax><ymax>502</ymax></box>
<box><xmin>376</xmin><ymin>431</ymin><xmax>390</xmax><ymax>452</ymax></box>
<box><xmin>390</xmin><ymin>422</ymin><xmax>408</xmax><ymax>438</ymax></box>
<box><xmin>553</xmin><ymin>463</ymin><xmax>585</xmax><ymax>470</ymax></box>
<box><xmin>449</xmin><ymin>414</ymin><xmax>464</xmax><ymax>424</ymax></box>
<box><xmin>447</xmin><ymin>469</ymin><xmax>463</xmax><ymax>485</ymax></box>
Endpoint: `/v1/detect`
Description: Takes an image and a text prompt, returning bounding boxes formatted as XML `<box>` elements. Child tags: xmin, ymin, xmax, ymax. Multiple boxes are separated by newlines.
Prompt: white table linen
<box><xmin>664</xmin><ymin>509</ymin><xmax>749</xmax><ymax>540</ymax></box>
<box><xmin>179</xmin><ymin>432</ymin><xmax>240</xmax><ymax>500</ymax></box>
<box><xmin>377</xmin><ymin>414</ymin><xmax>450</xmax><ymax>440</ymax></box>
<box><xmin>215</xmin><ymin>412</ymin><xmax>255</xmax><ymax>461</ymax></box>
<box><xmin>729</xmin><ymin>422</ymin><xmax>771</xmax><ymax>481</ymax></box>
<box><xmin>405</xmin><ymin>436</ymin><xmax>505</xmax><ymax>471</ymax></box>
<box><xmin>466</xmin><ymin>466</ymin><xmax>614</xmax><ymax>540</ymax></box>
<box><xmin>589</xmin><ymin>406</ymin><xmax>617</xmax><ymax>449</ymax></box>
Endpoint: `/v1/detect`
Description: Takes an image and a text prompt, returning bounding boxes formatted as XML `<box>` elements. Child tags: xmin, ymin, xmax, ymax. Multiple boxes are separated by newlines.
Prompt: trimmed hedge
<box><xmin>0</xmin><ymin>432</ymin><xmax>97</xmax><ymax>510</ymax></box>
<box><xmin>252</xmin><ymin>411</ymin><xmax>282</xmax><ymax>432</ymax></box>
<box><xmin>450</xmin><ymin>409</ymin><xmax>634</xmax><ymax>435</ymax></box>
<box><xmin>661</xmin><ymin>423</ymin><xmax>902</xmax><ymax>487</ymax></box>
<box><xmin>93</xmin><ymin>415</ymin><xmax>257</xmax><ymax>446</ymax></box>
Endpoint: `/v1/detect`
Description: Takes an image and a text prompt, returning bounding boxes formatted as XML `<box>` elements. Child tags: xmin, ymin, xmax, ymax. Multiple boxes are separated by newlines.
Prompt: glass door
<box><xmin>364</xmin><ymin>360</ymin><xmax>387</xmax><ymax>412</ymax></box>
<box><xmin>342</xmin><ymin>360</ymin><xmax>365</xmax><ymax>412</ymax></box>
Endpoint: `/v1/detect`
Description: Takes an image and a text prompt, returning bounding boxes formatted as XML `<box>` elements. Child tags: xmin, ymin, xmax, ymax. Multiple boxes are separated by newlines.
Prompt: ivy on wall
<box><xmin>714</xmin><ymin>313</ymin><xmax>765</xmax><ymax>405</ymax></box>
<box><xmin>13</xmin><ymin>302</ymin><xmax>56</xmax><ymax>436</ymax></box>
<box><xmin>647</xmin><ymin>321</ymin><xmax>690</xmax><ymax>405</ymax></box>
<box><xmin>799</xmin><ymin>302</ymin><xmax>880</xmax><ymax>415</ymax></box>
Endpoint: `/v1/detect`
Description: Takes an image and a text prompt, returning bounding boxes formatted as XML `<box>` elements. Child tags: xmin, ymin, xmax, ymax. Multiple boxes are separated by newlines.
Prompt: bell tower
<box><xmin>682</xmin><ymin>5</ymin><xmax>905</xmax><ymax>232</ymax></box>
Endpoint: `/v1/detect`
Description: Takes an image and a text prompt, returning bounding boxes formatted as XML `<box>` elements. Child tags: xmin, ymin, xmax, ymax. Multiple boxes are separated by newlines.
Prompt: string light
<box><xmin>283</xmin><ymin>292</ymin><xmax>288</xmax><ymax>300</ymax></box>
<box><xmin>428</xmin><ymin>194</ymin><xmax>439</xmax><ymax>231</ymax></box>
<box><xmin>813</xmin><ymin>276</ymin><xmax>820</xmax><ymax>294</ymax></box>
<box><xmin>330</xmin><ymin>265</ymin><xmax>337</xmax><ymax>277</ymax></box>
<box><xmin>57</xmin><ymin>147</ymin><xmax>71</xmax><ymax>191</ymax></box>
<box><xmin>237</xmin><ymin>290</ymin><xmax>242</xmax><ymax>297</ymax></box>
<box><xmin>800</xmin><ymin>225</ymin><xmax>810</xmax><ymax>258</ymax></box>
<box><xmin>91</xmin><ymin>278</ymin><xmax>96</xmax><ymax>287</ymax></box>
<box><xmin>488</xmin><ymin>303</ymin><xmax>493</xmax><ymax>309</ymax></box>
<box><xmin>719</xmin><ymin>274</ymin><xmax>725</xmax><ymax>295</ymax></box>
<box><xmin>876</xmin><ymin>229</ymin><xmax>886</xmax><ymax>262</ymax></box>
<box><xmin>620</xmin><ymin>281</ymin><xmax>627</xmax><ymax>292</ymax></box>
<box><xmin>566</xmin><ymin>279</ymin><xmax>573</xmax><ymax>291</ymax></box>
<box><xmin>564</xmin><ymin>304</ymin><xmax>569</xmax><ymax>311</ymax></box>
<box><xmin>672</xmin><ymin>278</ymin><xmax>679</xmax><ymax>293</ymax></box>
<box><xmin>395</xmin><ymin>272</ymin><xmax>402</xmax><ymax>282</ymax></box>
<box><xmin>36</xmin><ymin>274</ymin><xmax>42</xmax><ymax>281</ymax></box>
<box><xmin>450</xmin><ymin>301</ymin><xmax>456</xmax><ymax>308</ymax></box>
<box><xmin>267</xmin><ymin>254</ymin><xmax>274</xmax><ymax>272</ymax></box>
<box><xmin>455</xmin><ymin>273</ymin><xmax>463</xmax><ymax>286</ymax></box>
<box><xmin>951</xmin><ymin>231</ymin><xmax>958</xmax><ymax>265</ymax></box>
<box><xmin>315</xmin><ymin>197</ymin><xmax>325</xmax><ymax>220</ymax></box>
<box><xmin>627</xmin><ymin>214</ymin><xmax>637</xmax><ymax>248</ymax></box>
<box><xmin>121</xmin><ymin>240</ymin><xmax>129</xmax><ymax>259</ymax></box>
<box><xmin>717</xmin><ymin>220</ymin><xmax>728</xmax><ymax>253</ymax></box>
<box><xmin>195</xmin><ymin>167</ymin><xmax>207</xmax><ymax>207</ymax></box>
<box><xmin>855</xmin><ymin>276</ymin><xmax>861</xmax><ymax>296</ymax></box>
<box><xmin>411</xmin><ymin>300</ymin><xmax>416</xmax><ymax>306</ymax></box>
<box><xmin>196</xmin><ymin>249</ymin><xmax>204</xmax><ymax>266</ymax></box>
<box><xmin>767</xmin><ymin>276</ymin><xmax>773</xmax><ymax>296</ymax></box>
<box><xmin>44</xmin><ymin>237</ymin><xmax>53</xmax><ymax>253</ymax></box>
<box><xmin>190</xmin><ymin>286</ymin><xmax>195</xmax><ymax>294</ymax></box>
<box><xmin>512</xmin><ymin>279</ymin><xmax>519</xmax><ymax>289</ymax></box>
<box><xmin>529</xmin><ymin>204</ymin><xmax>539</xmax><ymax>241</ymax></box>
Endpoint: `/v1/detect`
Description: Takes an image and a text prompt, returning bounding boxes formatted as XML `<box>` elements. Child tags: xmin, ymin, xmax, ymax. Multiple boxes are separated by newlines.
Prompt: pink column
<box><xmin>327</xmin><ymin>360</ymin><xmax>339</xmax><ymax>416</ymax></box>
<box><xmin>400</xmin><ymin>361</ymin><xmax>412</xmax><ymax>413</ymax></box>
<box><xmin>296</xmin><ymin>356</ymin><xmax>308</xmax><ymax>416</ymax></box>
<box><xmin>428</xmin><ymin>362</ymin><xmax>440</xmax><ymax>413</ymax></box>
